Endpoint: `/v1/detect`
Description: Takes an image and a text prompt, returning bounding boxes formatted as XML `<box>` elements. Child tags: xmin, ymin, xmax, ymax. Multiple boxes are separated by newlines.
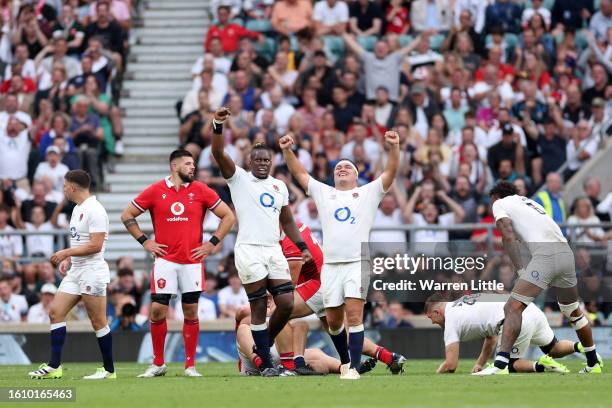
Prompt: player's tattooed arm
<box><xmin>211</xmin><ymin>107</ymin><xmax>237</xmax><ymax>179</ymax></box>
<box><xmin>279</xmin><ymin>134</ymin><xmax>310</xmax><ymax>191</ymax></box>
<box><xmin>279</xmin><ymin>206</ymin><xmax>312</xmax><ymax>263</ymax></box>
<box><xmin>122</xmin><ymin>218</ymin><xmax>137</xmax><ymax>228</ymax></box>
<box><xmin>437</xmin><ymin>342</ymin><xmax>459</xmax><ymax>374</ymax></box>
<box><xmin>496</xmin><ymin>218</ymin><xmax>524</xmax><ymax>271</ymax></box>
<box><xmin>121</xmin><ymin>203</ymin><xmax>145</xmax><ymax>237</ymax></box>
<box><xmin>473</xmin><ymin>336</ymin><xmax>497</xmax><ymax>373</ymax></box>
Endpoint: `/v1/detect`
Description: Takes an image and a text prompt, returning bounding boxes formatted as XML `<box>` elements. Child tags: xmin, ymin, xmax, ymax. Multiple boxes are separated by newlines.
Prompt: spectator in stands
<box><xmin>88</xmin><ymin>0</ymin><xmax>131</xmax><ymax>31</ymax></box>
<box><xmin>81</xmin><ymin>37</ymin><xmax>113</xmax><ymax>91</ymax></box>
<box><xmin>85</xmin><ymin>1</ymin><xmax>125</xmax><ymax>70</ymax></box>
<box><xmin>378</xmin><ymin>301</ymin><xmax>412</xmax><ymax>329</ymax></box>
<box><xmin>384</xmin><ymin>0</ymin><xmax>410</xmax><ymax>37</ymax></box>
<box><xmin>454</xmin><ymin>0</ymin><xmax>487</xmax><ymax>34</ymax></box>
<box><xmin>36</xmin><ymin>37</ymin><xmax>82</xmax><ymax>80</ymax></box>
<box><xmin>206</xmin><ymin>5</ymin><xmax>261</xmax><ymax>54</ymax></box>
<box><xmin>522</xmin><ymin>0</ymin><xmax>551</xmax><ymax>29</ymax></box>
<box><xmin>443</xmin><ymin>87</ymin><xmax>469</xmax><ymax>133</ymax></box>
<box><xmin>0</xmin><ymin>205</ymin><xmax>23</xmax><ymax>261</ymax></box>
<box><xmin>255</xmin><ymin>87</ymin><xmax>294</xmax><ymax>134</ymax></box>
<box><xmin>4</xmin><ymin>43</ymin><xmax>37</xmax><ymax>82</ymax></box>
<box><xmin>349</xmin><ymin>0</ymin><xmax>383</xmax><ymax>36</ymax></box>
<box><xmin>0</xmin><ymin>93</ymin><xmax>32</xmax><ymax>130</ymax></box>
<box><xmin>589</xmin><ymin>0</ymin><xmax>612</xmax><ymax>41</ymax></box>
<box><xmin>583</xmin><ymin>177</ymin><xmax>611</xmax><ymax>222</ymax></box>
<box><xmin>410</xmin><ymin>0</ymin><xmax>452</xmax><ymax>33</ymax></box>
<box><xmin>370</xmin><ymin>185</ymin><xmax>407</xmax><ymax>245</ymax></box>
<box><xmin>485</xmin><ymin>0</ymin><xmax>522</xmax><ymax>34</ymax></box>
<box><xmin>567</xmin><ymin>197</ymin><xmax>606</xmax><ymax>243</ymax></box>
<box><xmin>0</xmin><ymin>276</ymin><xmax>28</xmax><ymax>322</ymax></box>
<box><xmin>271</xmin><ymin>0</ymin><xmax>313</xmax><ymax>36</ymax></box>
<box><xmin>534</xmin><ymin>172</ymin><xmax>567</xmax><ymax>225</ymax></box>
<box><xmin>20</xmin><ymin>181</ymin><xmax>57</xmax><ymax>222</ymax></box>
<box><xmin>487</xmin><ymin>123</ymin><xmax>525</xmax><ymax>180</ymax></box>
<box><xmin>312</xmin><ymin>0</ymin><xmax>349</xmax><ymax>37</ymax></box>
<box><xmin>26</xmin><ymin>283</ymin><xmax>56</xmax><ymax>323</ymax></box>
<box><xmin>340</xmin><ymin>121</ymin><xmax>381</xmax><ymax>163</ymax></box>
<box><xmin>552</xmin><ymin>0</ymin><xmax>594</xmax><ymax>30</ymax></box>
<box><xmin>11</xmin><ymin>4</ymin><xmax>49</xmax><ymax>59</ymax></box>
<box><xmin>566</xmin><ymin>120</ymin><xmax>599</xmax><ymax>179</ymax></box>
<box><xmin>110</xmin><ymin>302</ymin><xmax>141</xmax><ymax>332</ymax></box>
<box><xmin>174</xmin><ymin>292</ymin><xmax>217</xmax><ymax>321</ymax></box>
<box><xmin>53</xmin><ymin>4</ymin><xmax>86</xmax><ymax>56</ymax></box>
<box><xmin>217</xmin><ymin>273</ymin><xmax>248</xmax><ymax>318</ymax></box>
<box><xmin>34</xmin><ymin>146</ymin><xmax>69</xmax><ymax>193</ymax></box>
<box><xmin>0</xmin><ymin>117</ymin><xmax>31</xmax><ymax>192</ymax></box>
<box><xmin>69</xmin><ymin>95</ymin><xmax>104</xmax><ymax>189</ymax></box>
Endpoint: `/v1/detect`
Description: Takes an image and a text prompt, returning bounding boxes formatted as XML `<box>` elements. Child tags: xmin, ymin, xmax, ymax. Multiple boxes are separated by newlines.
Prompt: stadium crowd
<box><xmin>2</xmin><ymin>0</ymin><xmax>612</xmax><ymax>330</ymax></box>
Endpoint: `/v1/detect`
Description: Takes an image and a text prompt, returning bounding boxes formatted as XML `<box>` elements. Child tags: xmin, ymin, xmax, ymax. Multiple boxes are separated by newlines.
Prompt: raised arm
<box><xmin>341</xmin><ymin>32</ymin><xmax>366</xmax><ymax>57</ymax></box>
<box><xmin>437</xmin><ymin>342</ymin><xmax>459</xmax><ymax>373</ymax></box>
<box><xmin>210</xmin><ymin>107</ymin><xmax>237</xmax><ymax>179</ymax></box>
<box><xmin>279</xmin><ymin>134</ymin><xmax>310</xmax><ymax>191</ymax></box>
<box><xmin>436</xmin><ymin>190</ymin><xmax>465</xmax><ymax>223</ymax></box>
<box><xmin>403</xmin><ymin>185</ymin><xmax>421</xmax><ymax>224</ymax></box>
<box><xmin>381</xmin><ymin>131</ymin><xmax>400</xmax><ymax>192</ymax></box>
<box><xmin>397</xmin><ymin>33</ymin><xmax>422</xmax><ymax>57</ymax></box>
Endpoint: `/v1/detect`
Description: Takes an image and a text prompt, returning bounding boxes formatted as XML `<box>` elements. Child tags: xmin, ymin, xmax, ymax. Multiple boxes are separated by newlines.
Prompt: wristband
<box><xmin>212</xmin><ymin>119</ymin><xmax>224</xmax><ymax>134</ymax></box>
<box><xmin>296</xmin><ymin>241</ymin><xmax>308</xmax><ymax>252</ymax></box>
<box><xmin>137</xmin><ymin>234</ymin><xmax>148</xmax><ymax>245</ymax></box>
<box><xmin>209</xmin><ymin>235</ymin><xmax>221</xmax><ymax>246</ymax></box>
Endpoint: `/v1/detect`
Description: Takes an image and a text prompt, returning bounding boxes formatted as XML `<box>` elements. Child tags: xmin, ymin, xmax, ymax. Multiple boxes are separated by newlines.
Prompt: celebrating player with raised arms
<box><xmin>29</xmin><ymin>170</ymin><xmax>115</xmax><ymax>380</ymax></box>
<box><xmin>121</xmin><ymin>149</ymin><xmax>235</xmax><ymax>378</ymax></box>
<box><xmin>211</xmin><ymin>107</ymin><xmax>311</xmax><ymax>377</ymax></box>
<box><xmin>280</xmin><ymin>130</ymin><xmax>400</xmax><ymax>379</ymax></box>
<box><xmin>475</xmin><ymin>181</ymin><xmax>602</xmax><ymax>375</ymax></box>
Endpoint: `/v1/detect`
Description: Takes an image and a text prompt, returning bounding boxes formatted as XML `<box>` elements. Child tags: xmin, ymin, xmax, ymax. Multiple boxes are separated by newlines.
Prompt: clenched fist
<box><xmin>384</xmin><ymin>130</ymin><xmax>400</xmax><ymax>146</ymax></box>
<box><xmin>279</xmin><ymin>134</ymin><xmax>295</xmax><ymax>150</ymax></box>
<box><xmin>214</xmin><ymin>107</ymin><xmax>231</xmax><ymax>122</ymax></box>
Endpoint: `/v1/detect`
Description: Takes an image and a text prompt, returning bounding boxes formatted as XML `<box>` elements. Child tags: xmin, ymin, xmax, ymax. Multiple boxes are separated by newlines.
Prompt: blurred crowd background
<box><xmin>1</xmin><ymin>0</ymin><xmax>611</xmax><ymax>331</ymax></box>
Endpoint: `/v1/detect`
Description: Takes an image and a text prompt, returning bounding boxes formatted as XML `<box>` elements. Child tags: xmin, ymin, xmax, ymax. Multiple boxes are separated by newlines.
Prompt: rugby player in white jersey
<box><xmin>29</xmin><ymin>170</ymin><xmax>115</xmax><ymax>380</ymax></box>
<box><xmin>280</xmin><ymin>130</ymin><xmax>400</xmax><ymax>380</ymax></box>
<box><xmin>475</xmin><ymin>181</ymin><xmax>602</xmax><ymax>375</ymax></box>
<box><xmin>211</xmin><ymin>107</ymin><xmax>312</xmax><ymax>377</ymax></box>
<box><xmin>425</xmin><ymin>293</ymin><xmax>601</xmax><ymax>374</ymax></box>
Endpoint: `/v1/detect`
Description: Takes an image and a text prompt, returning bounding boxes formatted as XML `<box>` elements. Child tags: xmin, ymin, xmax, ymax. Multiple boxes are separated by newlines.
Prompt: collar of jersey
<box><xmin>78</xmin><ymin>195</ymin><xmax>96</xmax><ymax>206</ymax></box>
<box><xmin>248</xmin><ymin>172</ymin><xmax>269</xmax><ymax>182</ymax></box>
<box><xmin>165</xmin><ymin>176</ymin><xmax>190</xmax><ymax>189</ymax></box>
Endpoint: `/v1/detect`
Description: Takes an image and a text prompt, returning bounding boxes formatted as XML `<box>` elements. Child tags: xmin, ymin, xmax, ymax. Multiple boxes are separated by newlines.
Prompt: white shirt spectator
<box><xmin>0</xmin><ymin>293</ymin><xmax>28</xmax><ymax>322</ymax></box>
<box><xmin>181</xmin><ymin>86</ymin><xmax>225</xmax><ymax>118</ymax></box>
<box><xmin>25</xmin><ymin>221</ymin><xmax>55</xmax><ymax>258</ymax></box>
<box><xmin>255</xmin><ymin>102</ymin><xmax>295</xmax><ymax>135</ymax></box>
<box><xmin>313</xmin><ymin>0</ymin><xmax>349</xmax><ymax>26</ymax></box>
<box><xmin>521</xmin><ymin>5</ymin><xmax>551</xmax><ymax>28</ymax></box>
<box><xmin>191</xmin><ymin>71</ymin><xmax>229</xmax><ymax>96</ymax></box>
<box><xmin>566</xmin><ymin>215</ymin><xmax>605</xmax><ymax>243</ymax></box>
<box><xmin>468</xmin><ymin>81</ymin><xmax>514</xmax><ymax>107</ymax></box>
<box><xmin>198</xmin><ymin>144</ymin><xmax>240</xmax><ymax>169</ymax></box>
<box><xmin>566</xmin><ymin>137</ymin><xmax>599</xmax><ymax>171</ymax></box>
<box><xmin>0</xmin><ymin>129</ymin><xmax>30</xmax><ymax>181</ymax></box>
<box><xmin>210</xmin><ymin>0</ymin><xmax>243</xmax><ymax>20</ymax></box>
<box><xmin>34</xmin><ymin>161</ymin><xmax>69</xmax><ymax>193</ymax></box>
<box><xmin>275</xmin><ymin>149</ymin><xmax>313</xmax><ymax>173</ymax></box>
<box><xmin>296</xmin><ymin>199</ymin><xmax>322</xmax><ymax>242</ymax></box>
<box><xmin>174</xmin><ymin>295</ymin><xmax>217</xmax><ymax>321</ymax></box>
<box><xmin>27</xmin><ymin>302</ymin><xmax>50</xmax><ymax>323</ymax></box>
<box><xmin>0</xmin><ymin>111</ymin><xmax>32</xmax><ymax>130</ymax></box>
<box><xmin>191</xmin><ymin>55</ymin><xmax>232</xmax><ymax>76</ymax></box>
<box><xmin>217</xmin><ymin>285</ymin><xmax>248</xmax><ymax>311</ymax></box>
<box><xmin>370</xmin><ymin>208</ymin><xmax>407</xmax><ymax>243</ymax></box>
<box><xmin>485</xmin><ymin>122</ymin><xmax>527</xmax><ymax>149</ymax></box>
<box><xmin>454</xmin><ymin>0</ymin><xmax>486</xmax><ymax>33</ymax></box>
<box><xmin>4</xmin><ymin>59</ymin><xmax>37</xmax><ymax>81</ymax></box>
<box><xmin>0</xmin><ymin>225</ymin><xmax>24</xmax><ymax>259</ymax></box>
<box><xmin>340</xmin><ymin>139</ymin><xmax>382</xmax><ymax>164</ymax></box>
<box><xmin>412</xmin><ymin>212</ymin><xmax>455</xmax><ymax>243</ymax></box>
<box><xmin>597</xmin><ymin>193</ymin><xmax>612</xmax><ymax>221</ymax></box>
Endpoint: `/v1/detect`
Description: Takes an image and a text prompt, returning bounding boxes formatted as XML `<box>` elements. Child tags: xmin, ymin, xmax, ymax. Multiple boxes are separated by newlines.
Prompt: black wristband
<box><xmin>137</xmin><ymin>234</ymin><xmax>148</xmax><ymax>245</ymax></box>
<box><xmin>296</xmin><ymin>241</ymin><xmax>308</xmax><ymax>252</ymax></box>
<box><xmin>212</xmin><ymin>119</ymin><xmax>223</xmax><ymax>134</ymax></box>
<box><xmin>209</xmin><ymin>235</ymin><xmax>221</xmax><ymax>246</ymax></box>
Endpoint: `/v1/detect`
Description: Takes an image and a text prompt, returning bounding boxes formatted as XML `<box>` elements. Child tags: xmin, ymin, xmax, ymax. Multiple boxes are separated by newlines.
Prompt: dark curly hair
<box><xmin>489</xmin><ymin>181</ymin><xmax>518</xmax><ymax>199</ymax></box>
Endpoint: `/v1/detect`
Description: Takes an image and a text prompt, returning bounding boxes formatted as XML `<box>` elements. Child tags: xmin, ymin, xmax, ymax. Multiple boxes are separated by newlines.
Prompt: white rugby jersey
<box><xmin>69</xmin><ymin>195</ymin><xmax>109</xmax><ymax>270</ymax></box>
<box><xmin>226</xmin><ymin>166</ymin><xmax>288</xmax><ymax>246</ymax></box>
<box><xmin>492</xmin><ymin>195</ymin><xmax>566</xmax><ymax>243</ymax></box>
<box><xmin>307</xmin><ymin>176</ymin><xmax>385</xmax><ymax>263</ymax></box>
<box><xmin>444</xmin><ymin>294</ymin><xmax>543</xmax><ymax>345</ymax></box>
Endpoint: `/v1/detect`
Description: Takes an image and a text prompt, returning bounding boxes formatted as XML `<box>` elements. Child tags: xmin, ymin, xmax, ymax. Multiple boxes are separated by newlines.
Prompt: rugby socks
<box><xmin>328</xmin><ymin>325</ymin><xmax>350</xmax><ymax>365</ymax></box>
<box><xmin>294</xmin><ymin>355</ymin><xmax>306</xmax><ymax>369</ymax></box>
<box><xmin>183</xmin><ymin>319</ymin><xmax>199</xmax><ymax>369</ymax></box>
<box><xmin>583</xmin><ymin>345</ymin><xmax>598</xmax><ymax>367</ymax></box>
<box><xmin>375</xmin><ymin>346</ymin><xmax>393</xmax><ymax>365</ymax></box>
<box><xmin>253</xmin><ymin>355</ymin><xmax>263</xmax><ymax>369</ymax></box>
<box><xmin>280</xmin><ymin>352</ymin><xmax>295</xmax><ymax>371</ymax></box>
<box><xmin>533</xmin><ymin>362</ymin><xmax>545</xmax><ymax>372</ymax></box>
<box><xmin>251</xmin><ymin>323</ymin><xmax>273</xmax><ymax>368</ymax></box>
<box><xmin>348</xmin><ymin>325</ymin><xmax>365</xmax><ymax>369</ymax></box>
<box><xmin>150</xmin><ymin>319</ymin><xmax>167</xmax><ymax>366</ymax></box>
<box><xmin>48</xmin><ymin>322</ymin><xmax>67</xmax><ymax>369</ymax></box>
<box><xmin>573</xmin><ymin>342</ymin><xmax>581</xmax><ymax>353</ymax></box>
<box><xmin>494</xmin><ymin>351</ymin><xmax>510</xmax><ymax>370</ymax></box>
<box><xmin>95</xmin><ymin>326</ymin><xmax>114</xmax><ymax>373</ymax></box>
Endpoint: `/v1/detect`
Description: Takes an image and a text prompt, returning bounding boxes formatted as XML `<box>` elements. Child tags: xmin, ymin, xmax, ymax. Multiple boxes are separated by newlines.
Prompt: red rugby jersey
<box><xmin>281</xmin><ymin>223</ymin><xmax>323</xmax><ymax>285</ymax></box>
<box><xmin>132</xmin><ymin>177</ymin><xmax>222</xmax><ymax>264</ymax></box>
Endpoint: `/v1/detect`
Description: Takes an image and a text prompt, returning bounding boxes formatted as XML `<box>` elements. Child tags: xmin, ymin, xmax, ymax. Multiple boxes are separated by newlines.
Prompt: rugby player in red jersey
<box><xmin>121</xmin><ymin>149</ymin><xmax>235</xmax><ymax>377</ymax></box>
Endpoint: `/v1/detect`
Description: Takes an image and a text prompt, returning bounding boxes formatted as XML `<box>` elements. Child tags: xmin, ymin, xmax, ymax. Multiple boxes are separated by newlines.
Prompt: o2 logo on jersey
<box><xmin>70</xmin><ymin>226</ymin><xmax>80</xmax><ymax>241</ymax></box>
<box><xmin>334</xmin><ymin>207</ymin><xmax>356</xmax><ymax>224</ymax></box>
<box><xmin>170</xmin><ymin>202</ymin><xmax>185</xmax><ymax>216</ymax></box>
<box><xmin>260</xmin><ymin>193</ymin><xmax>278</xmax><ymax>212</ymax></box>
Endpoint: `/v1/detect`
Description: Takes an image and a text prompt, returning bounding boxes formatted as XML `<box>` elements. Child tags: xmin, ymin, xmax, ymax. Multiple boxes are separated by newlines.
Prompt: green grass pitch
<box><xmin>2</xmin><ymin>360</ymin><xmax>610</xmax><ymax>408</ymax></box>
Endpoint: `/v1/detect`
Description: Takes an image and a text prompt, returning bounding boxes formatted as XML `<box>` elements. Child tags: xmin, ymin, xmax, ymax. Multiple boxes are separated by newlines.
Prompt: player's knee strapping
<box><xmin>558</xmin><ymin>302</ymin><xmax>588</xmax><ymax>330</ymax></box>
<box><xmin>510</xmin><ymin>291</ymin><xmax>534</xmax><ymax>305</ymax></box>
<box><xmin>181</xmin><ymin>291</ymin><xmax>201</xmax><ymax>304</ymax></box>
<box><xmin>151</xmin><ymin>294</ymin><xmax>172</xmax><ymax>306</ymax></box>
<box><xmin>539</xmin><ymin>337</ymin><xmax>558</xmax><ymax>355</ymax></box>
<box><xmin>508</xmin><ymin>358</ymin><xmax>518</xmax><ymax>373</ymax></box>
<box><xmin>269</xmin><ymin>281</ymin><xmax>294</xmax><ymax>297</ymax></box>
<box><xmin>247</xmin><ymin>286</ymin><xmax>267</xmax><ymax>302</ymax></box>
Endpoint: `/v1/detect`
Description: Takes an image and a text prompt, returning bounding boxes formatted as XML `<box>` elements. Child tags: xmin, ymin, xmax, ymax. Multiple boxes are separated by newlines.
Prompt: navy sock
<box><xmin>294</xmin><ymin>355</ymin><xmax>306</xmax><ymax>369</ymax></box>
<box><xmin>573</xmin><ymin>342</ymin><xmax>581</xmax><ymax>353</ymax></box>
<box><xmin>328</xmin><ymin>326</ymin><xmax>350</xmax><ymax>365</ymax></box>
<box><xmin>96</xmin><ymin>326</ymin><xmax>114</xmax><ymax>373</ymax></box>
<box><xmin>251</xmin><ymin>324</ymin><xmax>273</xmax><ymax>368</ymax></box>
<box><xmin>348</xmin><ymin>326</ymin><xmax>365</xmax><ymax>369</ymax></box>
<box><xmin>494</xmin><ymin>351</ymin><xmax>510</xmax><ymax>369</ymax></box>
<box><xmin>534</xmin><ymin>362</ymin><xmax>545</xmax><ymax>372</ymax></box>
<box><xmin>583</xmin><ymin>345</ymin><xmax>598</xmax><ymax>367</ymax></box>
<box><xmin>49</xmin><ymin>322</ymin><xmax>67</xmax><ymax>369</ymax></box>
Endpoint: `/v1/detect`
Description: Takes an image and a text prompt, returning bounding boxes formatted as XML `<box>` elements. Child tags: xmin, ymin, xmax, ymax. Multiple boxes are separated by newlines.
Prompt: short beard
<box><xmin>178</xmin><ymin>170</ymin><xmax>194</xmax><ymax>183</ymax></box>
